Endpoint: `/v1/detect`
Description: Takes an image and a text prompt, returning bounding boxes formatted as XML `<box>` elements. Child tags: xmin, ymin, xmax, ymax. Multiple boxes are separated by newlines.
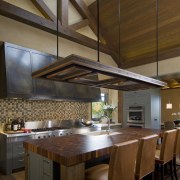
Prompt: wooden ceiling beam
<box><xmin>0</xmin><ymin>0</ymin><xmax>111</xmax><ymax>55</ymax></box>
<box><xmin>70</xmin><ymin>0</ymin><xmax>123</xmax><ymax>67</ymax></box>
<box><xmin>60</xmin><ymin>0</ymin><xmax>69</xmax><ymax>26</ymax></box>
<box><xmin>70</xmin><ymin>0</ymin><xmax>106</xmax><ymax>44</ymax></box>
<box><xmin>70</xmin><ymin>19</ymin><xmax>89</xmax><ymax>30</ymax></box>
<box><xmin>30</xmin><ymin>0</ymin><xmax>57</xmax><ymax>22</ymax></box>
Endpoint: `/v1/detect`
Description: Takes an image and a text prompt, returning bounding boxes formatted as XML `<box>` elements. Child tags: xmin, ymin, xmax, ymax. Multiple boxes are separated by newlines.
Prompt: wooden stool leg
<box><xmin>169</xmin><ymin>160</ymin><xmax>174</xmax><ymax>180</ymax></box>
<box><xmin>161</xmin><ymin>164</ymin><xmax>164</xmax><ymax>180</ymax></box>
<box><xmin>173</xmin><ymin>156</ymin><xmax>178</xmax><ymax>180</ymax></box>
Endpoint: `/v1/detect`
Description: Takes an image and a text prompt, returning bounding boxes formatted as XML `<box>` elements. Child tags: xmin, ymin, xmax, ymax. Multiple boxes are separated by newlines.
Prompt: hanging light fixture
<box><xmin>32</xmin><ymin>0</ymin><xmax>167</xmax><ymax>91</ymax></box>
<box><xmin>156</xmin><ymin>0</ymin><xmax>159</xmax><ymax>80</ymax></box>
<box><xmin>155</xmin><ymin>0</ymin><xmax>172</xmax><ymax>109</ymax></box>
<box><xmin>166</xmin><ymin>101</ymin><xmax>172</xmax><ymax>109</ymax></box>
<box><xmin>56</xmin><ymin>0</ymin><xmax>59</xmax><ymax>66</ymax></box>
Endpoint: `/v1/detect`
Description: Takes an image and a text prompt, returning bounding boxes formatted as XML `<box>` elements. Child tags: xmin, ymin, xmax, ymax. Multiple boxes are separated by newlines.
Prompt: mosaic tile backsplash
<box><xmin>0</xmin><ymin>99</ymin><xmax>89</xmax><ymax>122</ymax></box>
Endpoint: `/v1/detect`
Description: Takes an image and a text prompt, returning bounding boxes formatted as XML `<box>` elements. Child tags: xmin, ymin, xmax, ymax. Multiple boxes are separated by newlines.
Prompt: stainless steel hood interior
<box><xmin>32</xmin><ymin>54</ymin><xmax>167</xmax><ymax>91</ymax></box>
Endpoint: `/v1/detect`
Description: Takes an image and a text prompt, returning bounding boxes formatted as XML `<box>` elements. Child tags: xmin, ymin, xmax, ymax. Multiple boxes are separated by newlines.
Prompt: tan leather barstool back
<box><xmin>160</xmin><ymin>129</ymin><xmax>177</xmax><ymax>164</ymax></box>
<box><xmin>175</xmin><ymin>128</ymin><xmax>180</xmax><ymax>155</ymax></box>
<box><xmin>85</xmin><ymin>140</ymin><xmax>139</xmax><ymax>180</ymax></box>
<box><xmin>135</xmin><ymin>134</ymin><xmax>158</xmax><ymax>180</ymax></box>
<box><xmin>108</xmin><ymin>140</ymin><xmax>139</xmax><ymax>180</ymax></box>
<box><xmin>173</xmin><ymin>128</ymin><xmax>180</xmax><ymax>180</ymax></box>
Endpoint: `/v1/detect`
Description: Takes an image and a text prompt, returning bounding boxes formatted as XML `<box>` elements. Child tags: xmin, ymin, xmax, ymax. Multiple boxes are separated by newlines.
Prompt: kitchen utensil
<box><xmin>80</xmin><ymin>119</ymin><xmax>93</xmax><ymax>126</ymax></box>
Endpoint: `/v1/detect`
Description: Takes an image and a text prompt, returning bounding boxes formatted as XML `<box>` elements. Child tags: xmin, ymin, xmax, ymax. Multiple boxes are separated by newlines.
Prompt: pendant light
<box><xmin>156</xmin><ymin>0</ymin><xmax>159</xmax><ymax>80</ymax></box>
<box><xmin>155</xmin><ymin>0</ymin><xmax>172</xmax><ymax>109</ymax></box>
<box><xmin>32</xmin><ymin>0</ymin><xmax>167</xmax><ymax>91</ymax></box>
<box><xmin>166</xmin><ymin>101</ymin><xmax>172</xmax><ymax>109</ymax></box>
<box><xmin>56</xmin><ymin>0</ymin><xmax>59</xmax><ymax>61</ymax></box>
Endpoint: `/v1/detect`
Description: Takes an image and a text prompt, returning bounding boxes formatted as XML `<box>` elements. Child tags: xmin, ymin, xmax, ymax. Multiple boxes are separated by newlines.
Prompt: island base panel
<box><xmin>61</xmin><ymin>163</ymin><xmax>85</xmax><ymax>180</ymax></box>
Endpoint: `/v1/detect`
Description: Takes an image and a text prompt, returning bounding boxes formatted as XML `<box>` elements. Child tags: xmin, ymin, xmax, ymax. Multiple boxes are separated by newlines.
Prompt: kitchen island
<box><xmin>23</xmin><ymin>127</ymin><xmax>162</xmax><ymax>180</ymax></box>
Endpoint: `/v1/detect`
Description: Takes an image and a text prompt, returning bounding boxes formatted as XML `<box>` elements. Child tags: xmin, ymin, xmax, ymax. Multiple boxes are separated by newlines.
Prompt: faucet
<box><xmin>100</xmin><ymin>115</ymin><xmax>111</xmax><ymax>135</ymax></box>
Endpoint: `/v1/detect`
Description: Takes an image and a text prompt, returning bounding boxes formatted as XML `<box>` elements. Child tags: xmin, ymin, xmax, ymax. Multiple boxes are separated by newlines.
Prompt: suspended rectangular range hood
<box><xmin>32</xmin><ymin>54</ymin><xmax>167</xmax><ymax>91</ymax></box>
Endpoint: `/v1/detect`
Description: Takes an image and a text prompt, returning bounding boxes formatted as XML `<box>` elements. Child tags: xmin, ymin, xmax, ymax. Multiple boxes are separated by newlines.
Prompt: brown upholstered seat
<box><xmin>173</xmin><ymin>128</ymin><xmax>180</xmax><ymax>180</ymax></box>
<box><xmin>135</xmin><ymin>134</ymin><xmax>158</xmax><ymax>180</ymax></box>
<box><xmin>155</xmin><ymin>129</ymin><xmax>177</xmax><ymax>180</ymax></box>
<box><xmin>85</xmin><ymin>140</ymin><xmax>139</xmax><ymax>180</ymax></box>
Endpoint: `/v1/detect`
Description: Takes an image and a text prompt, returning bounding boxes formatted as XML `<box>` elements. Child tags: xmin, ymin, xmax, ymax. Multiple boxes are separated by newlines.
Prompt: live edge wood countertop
<box><xmin>23</xmin><ymin>128</ymin><xmax>162</xmax><ymax>167</ymax></box>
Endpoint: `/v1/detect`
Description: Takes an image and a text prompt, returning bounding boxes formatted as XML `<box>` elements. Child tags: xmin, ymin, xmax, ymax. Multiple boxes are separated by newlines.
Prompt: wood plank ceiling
<box><xmin>89</xmin><ymin>0</ymin><xmax>180</xmax><ymax>69</ymax></box>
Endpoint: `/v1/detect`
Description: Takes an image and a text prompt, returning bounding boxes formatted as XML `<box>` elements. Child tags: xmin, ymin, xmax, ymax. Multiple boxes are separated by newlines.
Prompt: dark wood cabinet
<box><xmin>0</xmin><ymin>42</ymin><xmax>100</xmax><ymax>101</ymax></box>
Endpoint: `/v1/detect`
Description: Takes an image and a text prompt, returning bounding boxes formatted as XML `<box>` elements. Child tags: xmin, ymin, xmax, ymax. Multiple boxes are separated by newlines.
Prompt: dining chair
<box><xmin>164</xmin><ymin>121</ymin><xmax>175</xmax><ymax>130</ymax></box>
<box><xmin>85</xmin><ymin>139</ymin><xmax>139</xmax><ymax>180</ymax></box>
<box><xmin>173</xmin><ymin>128</ymin><xmax>180</xmax><ymax>180</ymax></box>
<box><xmin>155</xmin><ymin>129</ymin><xmax>177</xmax><ymax>180</ymax></box>
<box><xmin>135</xmin><ymin>134</ymin><xmax>158</xmax><ymax>180</ymax></box>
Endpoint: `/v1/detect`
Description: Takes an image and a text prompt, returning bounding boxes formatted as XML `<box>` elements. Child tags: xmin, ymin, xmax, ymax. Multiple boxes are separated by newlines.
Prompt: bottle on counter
<box><xmin>11</xmin><ymin>119</ymin><xmax>18</xmax><ymax>131</ymax></box>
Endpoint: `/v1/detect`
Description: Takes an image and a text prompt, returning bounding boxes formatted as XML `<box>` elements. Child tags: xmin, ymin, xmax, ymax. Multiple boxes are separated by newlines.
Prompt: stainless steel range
<box><xmin>32</xmin><ymin>127</ymin><xmax>73</xmax><ymax>139</ymax></box>
<box><xmin>25</xmin><ymin>120</ymin><xmax>73</xmax><ymax>139</ymax></box>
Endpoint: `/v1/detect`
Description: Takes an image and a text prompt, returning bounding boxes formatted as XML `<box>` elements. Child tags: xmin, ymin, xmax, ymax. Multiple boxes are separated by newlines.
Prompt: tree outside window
<box><xmin>92</xmin><ymin>93</ymin><xmax>107</xmax><ymax>119</ymax></box>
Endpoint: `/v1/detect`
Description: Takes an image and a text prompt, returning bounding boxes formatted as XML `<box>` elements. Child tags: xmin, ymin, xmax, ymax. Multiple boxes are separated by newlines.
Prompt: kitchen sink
<box><xmin>85</xmin><ymin>130</ymin><xmax>122</xmax><ymax>136</ymax></box>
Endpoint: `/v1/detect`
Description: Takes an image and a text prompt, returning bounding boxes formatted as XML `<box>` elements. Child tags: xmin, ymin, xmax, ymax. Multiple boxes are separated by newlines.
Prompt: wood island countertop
<box><xmin>23</xmin><ymin>127</ymin><xmax>162</xmax><ymax>167</ymax></box>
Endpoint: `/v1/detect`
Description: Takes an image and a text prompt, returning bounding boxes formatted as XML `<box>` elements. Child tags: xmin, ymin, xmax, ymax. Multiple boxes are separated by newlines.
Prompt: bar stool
<box><xmin>135</xmin><ymin>134</ymin><xmax>158</xmax><ymax>180</ymax></box>
<box><xmin>155</xmin><ymin>129</ymin><xmax>177</xmax><ymax>180</ymax></box>
<box><xmin>173</xmin><ymin>128</ymin><xmax>180</xmax><ymax>180</ymax></box>
<box><xmin>85</xmin><ymin>139</ymin><xmax>139</xmax><ymax>180</ymax></box>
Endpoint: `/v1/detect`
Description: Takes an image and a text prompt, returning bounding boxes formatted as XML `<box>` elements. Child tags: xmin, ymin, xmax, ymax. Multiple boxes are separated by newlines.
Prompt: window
<box><xmin>91</xmin><ymin>93</ymin><xmax>107</xmax><ymax>120</ymax></box>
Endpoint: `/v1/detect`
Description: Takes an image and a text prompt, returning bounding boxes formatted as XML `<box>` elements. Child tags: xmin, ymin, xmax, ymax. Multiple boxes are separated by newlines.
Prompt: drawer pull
<box><xmin>18</xmin><ymin>159</ymin><xmax>24</xmax><ymax>162</ymax></box>
<box><xmin>18</xmin><ymin>146</ymin><xmax>23</xmax><ymax>148</ymax></box>
<box><xmin>43</xmin><ymin>159</ymin><xmax>50</xmax><ymax>164</ymax></box>
<box><xmin>18</xmin><ymin>152</ymin><xmax>25</xmax><ymax>155</ymax></box>
<box><xmin>43</xmin><ymin>172</ymin><xmax>50</xmax><ymax>176</ymax></box>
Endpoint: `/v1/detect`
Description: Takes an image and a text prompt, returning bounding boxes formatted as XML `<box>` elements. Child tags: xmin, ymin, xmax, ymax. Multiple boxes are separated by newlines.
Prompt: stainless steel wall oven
<box><xmin>127</xmin><ymin>106</ymin><xmax>144</xmax><ymax>124</ymax></box>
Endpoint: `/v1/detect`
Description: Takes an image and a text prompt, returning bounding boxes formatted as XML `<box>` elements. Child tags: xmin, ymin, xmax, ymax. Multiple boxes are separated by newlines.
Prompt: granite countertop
<box><xmin>23</xmin><ymin>127</ymin><xmax>162</xmax><ymax>167</ymax></box>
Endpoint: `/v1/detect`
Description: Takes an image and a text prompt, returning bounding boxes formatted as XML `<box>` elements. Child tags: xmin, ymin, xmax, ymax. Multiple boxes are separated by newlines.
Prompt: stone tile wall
<box><xmin>0</xmin><ymin>99</ymin><xmax>89</xmax><ymax>122</ymax></box>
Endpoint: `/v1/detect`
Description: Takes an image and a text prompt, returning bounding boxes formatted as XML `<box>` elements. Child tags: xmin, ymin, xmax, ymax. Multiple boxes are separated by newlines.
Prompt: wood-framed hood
<box><xmin>32</xmin><ymin>54</ymin><xmax>167</xmax><ymax>91</ymax></box>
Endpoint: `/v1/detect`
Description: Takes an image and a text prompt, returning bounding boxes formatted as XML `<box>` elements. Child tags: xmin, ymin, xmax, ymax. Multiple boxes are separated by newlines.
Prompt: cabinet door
<box><xmin>31</xmin><ymin>52</ymin><xmax>56</xmax><ymax>98</ymax></box>
<box><xmin>123</xmin><ymin>93</ymin><xmax>136</xmax><ymax>106</ymax></box>
<box><xmin>28</xmin><ymin>152</ymin><xmax>42</xmax><ymax>180</ymax></box>
<box><xmin>5</xmin><ymin>44</ymin><xmax>33</xmax><ymax>98</ymax></box>
<box><xmin>28</xmin><ymin>151</ymin><xmax>53</xmax><ymax>180</ymax></box>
